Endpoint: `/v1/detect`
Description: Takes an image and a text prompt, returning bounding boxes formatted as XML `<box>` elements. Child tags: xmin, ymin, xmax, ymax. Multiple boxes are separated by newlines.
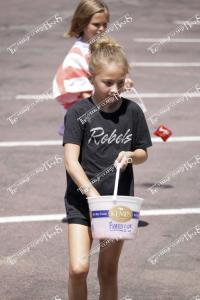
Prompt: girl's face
<box><xmin>92</xmin><ymin>63</ymin><xmax>127</xmax><ymax>104</ymax></box>
<box><xmin>83</xmin><ymin>12</ymin><xmax>108</xmax><ymax>42</ymax></box>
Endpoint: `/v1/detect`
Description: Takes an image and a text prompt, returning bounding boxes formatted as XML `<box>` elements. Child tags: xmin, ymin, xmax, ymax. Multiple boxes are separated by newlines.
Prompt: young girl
<box><xmin>63</xmin><ymin>36</ymin><xmax>152</xmax><ymax>300</ymax></box>
<box><xmin>53</xmin><ymin>0</ymin><xmax>109</xmax><ymax>135</ymax></box>
<box><xmin>53</xmin><ymin>0</ymin><xmax>133</xmax><ymax>135</ymax></box>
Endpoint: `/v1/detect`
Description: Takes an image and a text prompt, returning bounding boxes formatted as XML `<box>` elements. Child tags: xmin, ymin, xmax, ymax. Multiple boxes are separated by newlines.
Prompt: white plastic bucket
<box><xmin>87</xmin><ymin>195</ymin><xmax>143</xmax><ymax>240</ymax></box>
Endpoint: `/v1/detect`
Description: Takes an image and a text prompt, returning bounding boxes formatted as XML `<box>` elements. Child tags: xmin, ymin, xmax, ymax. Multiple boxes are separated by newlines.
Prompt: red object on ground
<box><xmin>154</xmin><ymin>125</ymin><xmax>172</xmax><ymax>141</ymax></box>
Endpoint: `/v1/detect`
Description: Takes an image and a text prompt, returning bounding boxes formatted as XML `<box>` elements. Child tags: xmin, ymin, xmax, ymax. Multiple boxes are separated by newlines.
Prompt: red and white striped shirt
<box><xmin>53</xmin><ymin>39</ymin><xmax>93</xmax><ymax>109</ymax></box>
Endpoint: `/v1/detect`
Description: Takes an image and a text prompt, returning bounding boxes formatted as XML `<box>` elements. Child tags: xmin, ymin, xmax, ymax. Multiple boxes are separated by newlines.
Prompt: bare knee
<box><xmin>97</xmin><ymin>266</ymin><xmax>118</xmax><ymax>283</ymax></box>
<box><xmin>69</xmin><ymin>263</ymin><xmax>89</xmax><ymax>281</ymax></box>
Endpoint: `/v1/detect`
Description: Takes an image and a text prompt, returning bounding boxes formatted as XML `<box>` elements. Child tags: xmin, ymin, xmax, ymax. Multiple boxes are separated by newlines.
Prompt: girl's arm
<box><xmin>128</xmin><ymin>149</ymin><xmax>148</xmax><ymax>165</ymax></box>
<box><xmin>64</xmin><ymin>143</ymin><xmax>100</xmax><ymax>197</ymax></box>
<box><xmin>114</xmin><ymin>149</ymin><xmax>148</xmax><ymax>170</ymax></box>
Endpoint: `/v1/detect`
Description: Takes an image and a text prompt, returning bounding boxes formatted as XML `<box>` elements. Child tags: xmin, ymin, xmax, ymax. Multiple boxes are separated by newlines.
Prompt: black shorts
<box><xmin>64</xmin><ymin>194</ymin><xmax>91</xmax><ymax>227</ymax></box>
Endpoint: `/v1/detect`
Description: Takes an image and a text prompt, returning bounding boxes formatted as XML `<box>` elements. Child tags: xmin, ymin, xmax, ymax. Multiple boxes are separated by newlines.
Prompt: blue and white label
<box><xmin>92</xmin><ymin>210</ymin><xmax>140</xmax><ymax>219</ymax></box>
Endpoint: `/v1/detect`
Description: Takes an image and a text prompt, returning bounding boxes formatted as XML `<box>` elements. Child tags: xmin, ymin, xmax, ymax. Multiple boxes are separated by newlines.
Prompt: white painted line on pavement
<box><xmin>1</xmin><ymin>137</ymin><xmax>200</xmax><ymax>147</ymax></box>
<box><xmin>1</xmin><ymin>208</ymin><xmax>200</xmax><ymax>223</ymax></box>
<box><xmin>0</xmin><ymin>94</ymin><xmax>54</xmax><ymax>101</ymax></box>
<box><xmin>121</xmin><ymin>93</ymin><xmax>200</xmax><ymax>98</ymax></box>
<box><xmin>12</xmin><ymin>93</ymin><xmax>200</xmax><ymax>100</ymax></box>
<box><xmin>0</xmin><ymin>140</ymin><xmax>62</xmax><ymax>147</ymax></box>
<box><xmin>130</xmin><ymin>62</ymin><xmax>200</xmax><ymax>67</ymax></box>
<box><xmin>173</xmin><ymin>20</ymin><xmax>200</xmax><ymax>25</ymax></box>
<box><xmin>16</xmin><ymin>94</ymin><xmax>54</xmax><ymax>100</ymax></box>
<box><xmin>152</xmin><ymin>136</ymin><xmax>200</xmax><ymax>142</ymax></box>
<box><xmin>1</xmin><ymin>91</ymin><xmax>200</xmax><ymax>102</ymax></box>
<box><xmin>142</xmin><ymin>208</ymin><xmax>200</xmax><ymax>216</ymax></box>
<box><xmin>0</xmin><ymin>214</ymin><xmax>65</xmax><ymax>224</ymax></box>
<box><xmin>134</xmin><ymin>38</ymin><xmax>200</xmax><ymax>43</ymax></box>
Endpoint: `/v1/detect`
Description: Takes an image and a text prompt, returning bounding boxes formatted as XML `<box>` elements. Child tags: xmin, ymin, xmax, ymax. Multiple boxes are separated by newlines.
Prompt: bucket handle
<box><xmin>113</xmin><ymin>158</ymin><xmax>133</xmax><ymax>203</ymax></box>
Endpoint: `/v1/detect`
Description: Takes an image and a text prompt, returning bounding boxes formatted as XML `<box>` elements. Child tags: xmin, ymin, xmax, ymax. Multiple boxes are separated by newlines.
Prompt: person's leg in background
<box><xmin>58</xmin><ymin>107</ymin><xmax>67</xmax><ymax>136</ymax></box>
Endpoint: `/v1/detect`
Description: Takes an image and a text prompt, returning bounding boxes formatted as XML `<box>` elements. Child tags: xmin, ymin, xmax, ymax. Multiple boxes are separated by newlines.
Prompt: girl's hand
<box><xmin>121</xmin><ymin>77</ymin><xmax>134</xmax><ymax>93</ymax></box>
<box><xmin>81</xmin><ymin>92</ymin><xmax>92</xmax><ymax>99</ymax></box>
<box><xmin>87</xmin><ymin>188</ymin><xmax>100</xmax><ymax>198</ymax></box>
<box><xmin>81</xmin><ymin>183</ymin><xmax>100</xmax><ymax>198</ymax></box>
<box><xmin>114</xmin><ymin>151</ymin><xmax>132</xmax><ymax>171</ymax></box>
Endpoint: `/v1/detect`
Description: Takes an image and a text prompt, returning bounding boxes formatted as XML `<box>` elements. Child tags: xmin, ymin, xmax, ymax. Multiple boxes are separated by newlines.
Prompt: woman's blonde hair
<box><xmin>66</xmin><ymin>0</ymin><xmax>109</xmax><ymax>38</ymax></box>
<box><xmin>89</xmin><ymin>35</ymin><xmax>129</xmax><ymax>75</ymax></box>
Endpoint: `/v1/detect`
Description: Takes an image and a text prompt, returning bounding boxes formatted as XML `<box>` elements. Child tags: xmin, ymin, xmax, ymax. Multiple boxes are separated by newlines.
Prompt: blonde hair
<box><xmin>89</xmin><ymin>35</ymin><xmax>129</xmax><ymax>75</ymax></box>
<box><xmin>66</xmin><ymin>0</ymin><xmax>109</xmax><ymax>38</ymax></box>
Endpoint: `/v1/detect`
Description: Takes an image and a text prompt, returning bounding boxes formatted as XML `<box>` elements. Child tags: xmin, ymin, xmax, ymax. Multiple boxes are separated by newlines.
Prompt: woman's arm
<box><xmin>64</xmin><ymin>143</ymin><xmax>100</xmax><ymax>197</ymax></box>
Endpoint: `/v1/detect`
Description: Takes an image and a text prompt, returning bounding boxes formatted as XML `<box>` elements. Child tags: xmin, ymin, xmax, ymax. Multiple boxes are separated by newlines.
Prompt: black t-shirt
<box><xmin>63</xmin><ymin>97</ymin><xmax>152</xmax><ymax>200</ymax></box>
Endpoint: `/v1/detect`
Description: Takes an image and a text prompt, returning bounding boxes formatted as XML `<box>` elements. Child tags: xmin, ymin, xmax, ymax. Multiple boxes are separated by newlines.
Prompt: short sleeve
<box><xmin>63</xmin><ymin>108</ymin><xmax>84</xmax><ymax>146</ymax></box>
<box><xmin>53</xmin><ymin>42</ymin><xmax>93</xmax><ymax>102</ymax></box>
<box><xmin>134</xmin><ymin>106</ymin><xmax>152</xmax><ymax>150</ymax></box>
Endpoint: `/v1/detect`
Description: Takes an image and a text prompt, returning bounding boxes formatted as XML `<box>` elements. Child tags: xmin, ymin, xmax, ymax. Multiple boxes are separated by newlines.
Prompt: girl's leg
<box><xmin>67</xmin><ymin>224</ymin><xmax>93</xmax><ymax>300</ymax></box>
<box><xmin>97</xmin><ymin>239</ymin><xmax>124</xmax><ymax>300</ymax></box>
